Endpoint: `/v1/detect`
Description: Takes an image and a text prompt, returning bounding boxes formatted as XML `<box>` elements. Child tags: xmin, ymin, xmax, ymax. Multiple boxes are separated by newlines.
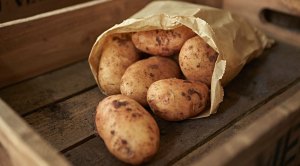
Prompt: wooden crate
<box><xmin>0</xmin><ymin>0</ymin><xmax>299</xmax><ymax>165</ymax></box>
<box><xmin>0</xmin><ymin>0</ymin><xmax>94</xmax><ymax>23</ymax></box>
<box><xmin>224</xmin><ymin>0</ymin><xmax>300</xmax><ymax>47</ymax></box>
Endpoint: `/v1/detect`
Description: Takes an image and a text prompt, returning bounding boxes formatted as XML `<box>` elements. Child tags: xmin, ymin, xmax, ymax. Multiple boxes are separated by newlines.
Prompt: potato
<box><xmin>179</xmin><ymin>36</ymin><xmax>218</xmax><ymax>86</ymax></box>
<box><xmin>98</xmin><ymin>33</ymin><xmax>140</xmax><ymax>95</ymax></box>
<box><xmin>95</xmin><ymin>95</ymin><xmax>160</xmax><ymax>165</ymax></box>
<box><xmin>147</xmin><ymin>78</ymin><xmax>209</xmax><ymax>121</ymax></box>
<box><xmin>120</xmin><ymin>56</ymin><xmax>180</xmax><ymax>105</ymax></box>
<box><xmin>132</xmin><ymin>26</ymin><xmax>196</xmax><ymax>56</ymax></box>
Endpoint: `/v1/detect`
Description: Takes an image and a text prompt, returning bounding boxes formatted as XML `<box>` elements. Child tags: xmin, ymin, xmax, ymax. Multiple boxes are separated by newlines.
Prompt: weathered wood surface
<box><xmin>0</xmin><ymin>99</ymin><xmax>70</xmax><ymax>166</ymax></box>
<box><xmin>0</xmin><ymin>61</ymin><xmax>96</xmax><ymax>116</ymax></box>
<box><xmin>174</xmin><ymin>81</ymin><xmax>300</xmax><ymax>166</ymax></box>
<box><xmin>195</xmin><ymin>83</ymin><xmax>300</xmax><ymax>166</ymax></box>
<box><xmin>24</xmin><ymin>88</ymin><xmax>105</xmax><ymax>151</ymax></box>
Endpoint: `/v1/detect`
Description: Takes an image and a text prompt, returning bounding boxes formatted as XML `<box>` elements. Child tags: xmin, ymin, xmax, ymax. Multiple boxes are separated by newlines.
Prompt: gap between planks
<box><xmin>23</xmin><ymin>87</ymin><xmax>105</xmax><ymax>151</ymax></box>
<box><xmin>0</xmin><ymin>60</ymin><xmax>97</xmax><ymax>116</ymax></box>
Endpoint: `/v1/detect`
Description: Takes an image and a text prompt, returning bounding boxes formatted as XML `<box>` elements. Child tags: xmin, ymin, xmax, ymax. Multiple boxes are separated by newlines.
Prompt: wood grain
<box><xmin>0</xmin><ymin>0</ymin><xmax>93</xmax><ymax>23</ymax></box>
<box><xmin>24</xmin><ymin>87</ymin><xmax>104</xmax><ymax>151</ymax></box>
<box><xmin>18</xmin><ymin>42</ymin><xmax>299</xmax><ymax>165</ymax></box>
<box><xmin>224</xmin><ymin>0</ymin><xmax>300</xmax><ymax>47</ymax></box>
<box><xmin>0</xmin><ymin>0</ymin><xmax>152</xmax><ymax>88</ymax></box>
<box><xmin>174</xmin><ymin>81</ymin><xmax>300</xmax><ymax>166</ymax></box>
<box><xmin>0</xmin><ymin>60</ymin><xmax>96</xmax><ymax>116</ymax></box>
<box><xmin>0</xmin><ymin>99</ymin><xmax>70</xmax><ymax>166</ymax></box>
<box><xmin>195</xmin><ymin>83</ymin><xmax>300</xmax><ymax>166</ymax></box>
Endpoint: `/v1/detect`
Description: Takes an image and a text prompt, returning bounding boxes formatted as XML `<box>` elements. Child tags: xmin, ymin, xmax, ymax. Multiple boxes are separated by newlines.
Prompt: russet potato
<box><xmin>98</xmin><ymin>33</ymin><xmax>140</xmax><ymax>95</ymax></box>
<box><xmin>179</xmin><ymin>36</ymin><xmax>218</xmax><ymax>86</ymax></box>
<box><xmin>147</xmin><ymin>78</ymin><xmax>209</xmax><ymax>121</ymax></box>
<box><xmin>132</xmin><ymin>26</ymin><xmax>196</xmax><ymax>57</ymax></box>
<box><xmin>120</xmin><ymin>56</ymin><xmax>180</xmax><ymax>105</ymax></box>
<box><xmin>95</xmin><ymin>95</ymin><xmax>160</xmax><ymax>165</ymax></box>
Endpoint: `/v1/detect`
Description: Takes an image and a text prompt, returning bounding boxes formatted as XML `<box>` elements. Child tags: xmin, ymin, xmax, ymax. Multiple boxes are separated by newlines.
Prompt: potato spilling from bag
<box><xmin>95</xmin><ymin>95</ymin><xmax>160</xmax><ymax>165</ymax></box>
<box><xmin>120</xmin><ymin>56</ymin><xmax>180</xmax><ymax>105</ymax></box>
<box><xmin>147</xmin><ymin>78</ymin><xmax>209</xmax><ymax>121</ymax></box>
<box><xmin>94</xmin><ymin>27</ymin><xmax>215</xmax><ymax>164</ymax></box>
<box><xmin>89</xmin><ymin>1</ymin><xmax>271</xmax><ymax>164</ymax></box>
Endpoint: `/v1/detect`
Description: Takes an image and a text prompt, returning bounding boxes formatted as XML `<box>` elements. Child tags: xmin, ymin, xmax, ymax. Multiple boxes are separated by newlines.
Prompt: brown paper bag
<box><xmin>88</xmin><ymin>1</ymin><xmax>272</xmax><ymax>118</ymax></box>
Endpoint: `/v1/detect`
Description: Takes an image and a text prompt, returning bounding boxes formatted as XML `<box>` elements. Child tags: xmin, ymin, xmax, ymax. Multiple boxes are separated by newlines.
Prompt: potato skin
<box><xmin>95</xmin><ymin>95</ymin><xmax>160</xmax><ymax>165</ymax></box>
<box><xmin>147</xmin><ymin>78</ymin><xmax>209</xmax><ymax>121</ymax></box>
<box><xmin>120</xmin><ymin>56</ymin><xmax>180</xmax><ymax>105</ymax></box>
<box><xmin>98</xmin><ymin>33</ymin><xmax>140</xmax><ymax>95</ymax></box>
<box><xmin>179</xmin><ymin>36</ymin><xmax>218</xmax><ymax>86</ymax></box>
<box><xmin>132</xmin><ymin>26</ymin><xmax>196</xmax><ymax>56</ymax></box>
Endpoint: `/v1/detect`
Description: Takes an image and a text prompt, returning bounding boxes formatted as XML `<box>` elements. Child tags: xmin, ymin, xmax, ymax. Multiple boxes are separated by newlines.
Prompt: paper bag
<box><xmin>88</xmin><ymin>1</ymin><xmax>272</xmax><ymax>118</ymax></box>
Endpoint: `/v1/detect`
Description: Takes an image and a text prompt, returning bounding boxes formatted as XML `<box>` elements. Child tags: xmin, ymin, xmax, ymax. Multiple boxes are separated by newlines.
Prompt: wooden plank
<box><xmin>0</xmin><ymin>60</ymin><xmax>96</xmax><ymax>116</ymax></box>
<box><xmin>0</xmin><ymin>99</ymin><xmax>70</xmax><ymax>166</ymax></box>
<box><xmin>0</xmin><ymin>0</ymin><xmax>152</xmax><ymax>88</ymax></box>
<box><xmin>174</xmin><ymin>82</ymin><xmax>300</xmax><ymax>166</ymax></box>
<box><xmin>24</xmin><ymin>87</ymin><xmax>105</xmax><ymax>151</ymax></box>
<box><xmin>64</xmin><ymin>137</ymin><xmax>125</xmax><ymax>166</ymax></box>
<box><xmin>194</xmin><ymin>84</ymin><xmax>300</xmax><ymax>166</ymax></box>
<box><xmin>20</xmin><ymin>42</ymin><xmax>299</xmax><ymax>165</ymax></box>
<box><xmin>224</xmin><ymin>0</ymin><xmax>300</xmax><ymax>47</ymax></box>
<box><xmin>0</xmin><ymin>0</ymin><xmax>222</xmax><ymax>23</ymax></box>
<box><xmin>0</xmin><ymin>0</ymin><xmax>94</xmax><ymax>23</ymax></box>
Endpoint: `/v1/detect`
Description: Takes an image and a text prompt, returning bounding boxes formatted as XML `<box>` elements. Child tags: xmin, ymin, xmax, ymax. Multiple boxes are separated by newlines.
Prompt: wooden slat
<box><xmin>0</xmin><ymin>0</ymin><xmax>152</xmax><ymax>88</ymax></box>
<box><xmin>0</xmin><ymin>0</ymin><xmax>94</xmax><ymax>23</ymax></box>
<box><xmin>0</xmin><ymin>60</ymin><xmax>96</xmax><ymax>116</ymax></box>
<box><xmin>24</xmin><ymin>88</ymin><xmax>105</xmax><ymax>151</ymax></box>
<box><xmin>0</xmin><ymin>0</ymin><xmax>223</xmax><ymax>24</ymax></box>
<box><xmin>194</xmin><ymin>84</ymin><xmax>300</xmax><ymax>166</ymax></box>
<box><xmin>0</xmin><ymin>99</ymin><xmax>70</xmax><ymax>166</ymax></box>
<box><xmin>20</xmin><ymin>42</ymin><xmax>300</xmax><ymax>165</ymax></box>
<box><xmin>174</xmin><ymin>82</ymin><xmax>300</xmax><ymax>166</ymax></box>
